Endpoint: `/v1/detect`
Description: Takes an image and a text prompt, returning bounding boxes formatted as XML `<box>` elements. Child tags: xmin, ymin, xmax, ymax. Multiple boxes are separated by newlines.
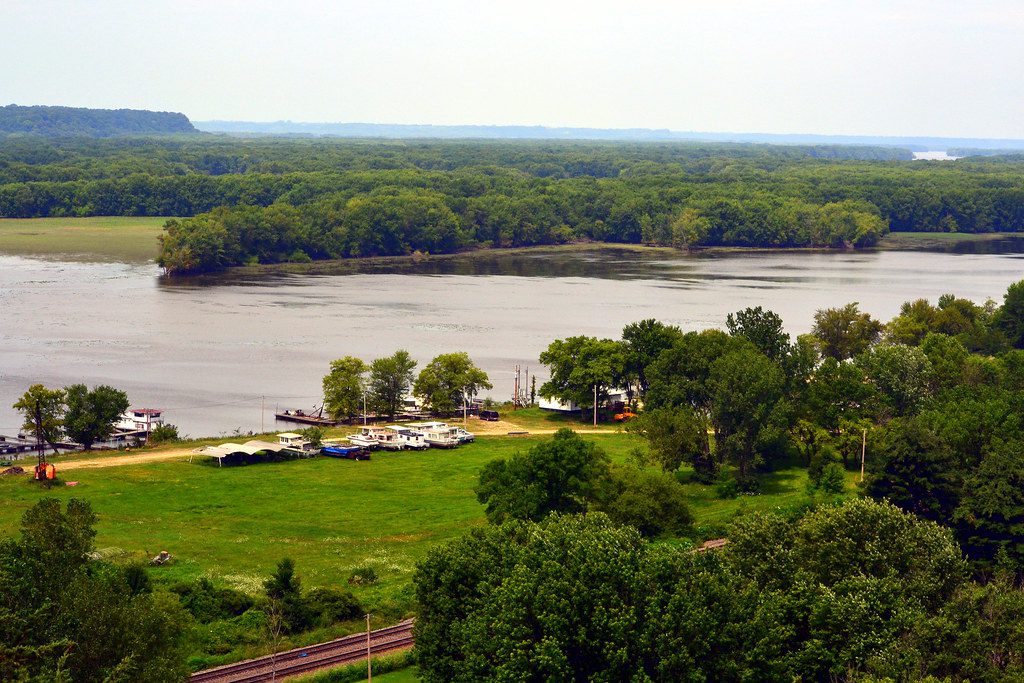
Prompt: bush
<box><xmin>715</xmin><ymin>472</ymin><xmax>739</xmax><ymax>499</ymax></box>
<box><xmin>170</xmin><ymin>578</ymin><xmax>254</xmax><ymax>623</ymax></box>
<box><xmin>123</xmin><ymin>563</ymin><xmax>152</xmax><ymax>595</ymax></box>
<box><xmin>817</xmin><ymin>462</ymin><xmax>847</xmax><ymax>494</ymax></box>
<box><xmin>305</xmin><ymin>587</ymin><xmax>362</xmax><ymax>626</ymax></box>
<box><xmin>348</xmin><ymin>566</ymin><xmax>378</xmax><ymax>586</ymax></box>
<box><xmin>594</xmin><ymin>466</ymin><xmax>692</xmax><ymax>537</ymax></box>
<box><xmin>148</xmin><ymin>423</ymin><xmax>179</xmax><ymax>445</ymax></box>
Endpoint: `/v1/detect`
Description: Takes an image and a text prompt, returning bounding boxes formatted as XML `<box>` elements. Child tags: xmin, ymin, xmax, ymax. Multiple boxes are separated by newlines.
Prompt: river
<box><xmin>2</xmin><ymin>245</ymin><xmax>1023</xmax><ymax>437</ymax></box>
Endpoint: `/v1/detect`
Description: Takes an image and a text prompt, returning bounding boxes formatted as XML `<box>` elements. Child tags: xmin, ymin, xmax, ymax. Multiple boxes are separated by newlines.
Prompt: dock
<box><xmin>274</xmin><ymin>410</ymin><xmax>338</xmax><ymax>427</ymax></box>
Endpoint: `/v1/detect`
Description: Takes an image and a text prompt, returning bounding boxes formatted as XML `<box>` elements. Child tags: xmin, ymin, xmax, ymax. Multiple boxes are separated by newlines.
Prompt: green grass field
<box><xmin>0</xmin><ymin>431</ymin><xmax>836</xmax><ymax>616</ymax></box>
<box><xmin>0</xmin><ymin>216</ymin><xmax>169</xmax><ymax>263</ymax></box>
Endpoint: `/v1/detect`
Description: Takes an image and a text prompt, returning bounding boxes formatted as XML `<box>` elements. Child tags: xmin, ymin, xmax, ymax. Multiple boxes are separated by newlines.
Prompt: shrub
<box><xmin>348</xmin><ymin>566</ymin><xmax>378</xmax><ymax>585</ymax></box>
<box><xmin>170</xmin><ymin>578</ymin><xmax>254</xmax><ymax>623</ymax></box>
<box><xmin>148</xmin><ymin>423</ymin><xmax>180</xmax><ymax>444</ymax></box>
<box><xmin>305</xmin><ymin>587</ymin><xmax>363</xmax><ymax>626</ymax></box>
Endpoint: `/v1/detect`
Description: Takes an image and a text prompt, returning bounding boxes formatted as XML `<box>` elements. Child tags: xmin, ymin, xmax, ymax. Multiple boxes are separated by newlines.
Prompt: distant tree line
<box><xmin>4</xmin><ymin>138</ymin><xmax>1024</xmax><ymax>272</ymax></box>
<box><xmin>0</xmin><ymin>104</ymin><xmax>196</xmax><ymax>137</ymax></box>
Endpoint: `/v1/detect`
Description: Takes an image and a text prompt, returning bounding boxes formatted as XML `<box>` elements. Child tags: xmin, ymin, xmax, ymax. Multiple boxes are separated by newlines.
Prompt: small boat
<box><xmin>453</xmin><ymin>427</ymin><xmax>475</xmax><ymax>444</ymax></box>
<box><xmin>321</xmin><ymin>445</ymin><xmax>371</xmax><ymax>460</ymax></box>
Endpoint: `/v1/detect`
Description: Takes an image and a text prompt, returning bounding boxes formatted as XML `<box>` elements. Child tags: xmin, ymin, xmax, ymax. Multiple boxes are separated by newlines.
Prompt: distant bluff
<box><xmin>0</xmin><ymin>104</ymin><xmax>196</xmax><ymax>137</ymax></box>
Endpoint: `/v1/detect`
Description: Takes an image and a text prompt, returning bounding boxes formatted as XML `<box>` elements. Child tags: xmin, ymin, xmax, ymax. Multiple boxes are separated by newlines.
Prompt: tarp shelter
<box><xmin>192</xmin><ymin>440</ymin><xmax>291</xmax><ymax>466</ymax></box>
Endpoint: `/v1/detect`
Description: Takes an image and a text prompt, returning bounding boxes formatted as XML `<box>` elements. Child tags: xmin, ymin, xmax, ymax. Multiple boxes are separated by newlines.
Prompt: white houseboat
<box><xmin>407</xmin><ymin>421</ymin><xmax>460</xmax><ymax>449</ymax></box>
<box><xmin>347</xmin><ymin>426</ymin><xmax>404</xmax><ymax>450</ymax></box>
<box><xmin>385</xmin><ymin>425</ymin><xmax>428</xmax><ymax>450</ymax></box>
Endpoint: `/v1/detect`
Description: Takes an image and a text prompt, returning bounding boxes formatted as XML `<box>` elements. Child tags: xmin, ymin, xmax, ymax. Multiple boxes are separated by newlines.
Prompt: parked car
<box><xmin>479</xmin><ymin>410</ymin><xmax>500</xmax><ymax>421</ymax></box>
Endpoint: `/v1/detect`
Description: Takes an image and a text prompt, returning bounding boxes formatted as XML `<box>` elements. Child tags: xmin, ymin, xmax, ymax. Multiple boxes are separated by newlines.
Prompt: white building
<box><xmin>117</xmin><ymin>408</ymin><xmax>164</xmax><ymax>433</ymax></box>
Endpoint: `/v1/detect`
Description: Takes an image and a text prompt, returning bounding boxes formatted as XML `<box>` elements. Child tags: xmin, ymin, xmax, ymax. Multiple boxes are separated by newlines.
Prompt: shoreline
<box><xmin>161</xmin><ymin>231</ymin><xmax>1024</xmax><ymax>279</ymax></box>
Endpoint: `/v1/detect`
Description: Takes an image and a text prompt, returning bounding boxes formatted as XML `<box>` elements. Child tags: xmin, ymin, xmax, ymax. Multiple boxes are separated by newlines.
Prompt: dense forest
<box><xmin>411</xmin><ymin>283</ymin><xmax>1024</xmax><ymax>681</ymax></box>
<box><xmin>3</xmin><ymin>136</ymin><xmax>1024</xmax><ymax>273</ymax></box>
<box><xmin>0</xmin><ymin>104</ymin><xmax>196</xmax><ymax>137</ymax></box>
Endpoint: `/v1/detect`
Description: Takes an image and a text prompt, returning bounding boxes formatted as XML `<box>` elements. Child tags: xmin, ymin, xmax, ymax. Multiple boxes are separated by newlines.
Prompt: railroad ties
<box><xmin>190</xmin><ymin>619</ymin><xmax>414</xmax><ymax>683</ymax></box>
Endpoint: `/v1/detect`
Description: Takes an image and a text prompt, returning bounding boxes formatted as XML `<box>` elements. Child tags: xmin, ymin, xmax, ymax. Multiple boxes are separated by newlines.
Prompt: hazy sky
<box><xmin>3</xmin><ymin>0</ymin><xmax>1023</xmax><ymax>137</ymax></box>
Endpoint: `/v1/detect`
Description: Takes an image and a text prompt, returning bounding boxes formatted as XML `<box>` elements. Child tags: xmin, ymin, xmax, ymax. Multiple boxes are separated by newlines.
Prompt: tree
<box><xmin>475</xmin><ymin>428</ymin><xmax>610</xmax><ymax>524</ymax></box>
<box><xmin>413</xmin><ymin>352</ymin><xmax>492</xmax><ymax>415</ymax></box>
<box><xmin>0</xmin><ymin>499</ymin><xmax>188</xmax><ymax>682</ymax></box>
<box><xmin>594</xmin><ymin>466</ymin><xmax>693</xmax><ymax>536</ymax></box>
<box><xmin>954</xmin><ymin>438</ymin><xmax>1024</xmax><ymax>570</ymax></box>
<box><xmin>368</xmin><ymin>350</ymin><xmax>417</xmax><ymax>419</ymax></box>
<box><xmin>539</xmin><ymin>336</ymin><xmax>626</xmax><ymax>420</ymax></box>
<box><xmin>855</xmin><ymin>343</ymin><xmax>933</xmax><ymax>416</ymax></box>
<box><xmin>12</xmin><ymin>384</ymin><xmax>66</xmax><ymax>456</ymax></box>
<box><xmin>726</xmin><ymin>306</ymin><xmax>790</xmax><ymax>362</ymax></box>
<box><xmin>708</xmin><ymin>347</ymin><xmax>786</xmax><ymax>481</ymax></box>
<box><xmin>322</xmin><ymin>356</ymin><xmax>368</xmax><ymax>421</ymax></box>
<box><xmin>414</xmin><ymin>514</ymin><xmax>649</xmax><ymax>682</ymax></box>
<box><xmin>626</xmin><ymin>406</ymin><xmax>715</xmax><ymax>481</ymax></box>
<box><xmin>264</xmin><ymin>558</ymin><xmax>311</xmax><ymax>634</ymax></box>
<box><xmin>997</xmin><ymin>278</ymin><xmax>1024</xmax><ymax>349</ymax></box>
<box><xmin>643</xmin><ymin>329</ymin><xmax>749</xmax><ymax>412</ymax></box>
<box><xmin>620</xmin><ymin>319</ymin><xmax>682</xmax><ymax>397</ymax></box>
<box><xmin>864</xmin><ymin>417</ymin><xmax>961</xmax><ymax>522</ymax></box>
<box><xmin>62</xmin><ymin>384</ymin><xmax>130</xmax><ymax>450</ymax></box>
<box><xmin>812</xmin><ymin>302</ymin><xmax>884</xmax><ymax>360</ymax></box>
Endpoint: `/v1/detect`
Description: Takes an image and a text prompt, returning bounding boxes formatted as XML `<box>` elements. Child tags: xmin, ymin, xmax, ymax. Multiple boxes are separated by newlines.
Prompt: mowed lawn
<box><xmin>0</xmin><ymin>431</ymin><xmax>830</xmax><ymax>615</ymax></box>
<box><xmin>0</xmin><ymin>216</ymin><xmax>169</xmax><ymax>262</ymax></box>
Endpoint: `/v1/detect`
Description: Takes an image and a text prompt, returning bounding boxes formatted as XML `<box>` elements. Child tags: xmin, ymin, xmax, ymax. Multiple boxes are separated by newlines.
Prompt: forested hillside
<box><xmin>2</xmin><ymin>136</ymin><xmax>1024</xmax><ymax>273</ymax></box>
<box><xmin>0</xmin><ymin>104</ymin><xmax>195</xmax><ymax>137</ymax></box>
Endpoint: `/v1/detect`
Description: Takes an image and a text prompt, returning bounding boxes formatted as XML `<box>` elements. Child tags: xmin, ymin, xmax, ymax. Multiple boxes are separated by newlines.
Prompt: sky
<box><xmin>2</xmin><ymin>0</ymin><xmax>1024</xmax><ymax>138</ymax></box>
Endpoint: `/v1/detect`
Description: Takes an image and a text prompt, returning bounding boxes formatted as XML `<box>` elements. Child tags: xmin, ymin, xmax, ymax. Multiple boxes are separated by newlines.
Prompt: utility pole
<box><xmin>593</xmin><ymin>384</ymin><xmax>597</xmax><ymax>427</ymax></box>
<box><xmin>366</xmin><ymin>613</ymin><xmax>372</xmax><ymax>682</ymax></box>
<box><xmin>363</xmin><ymin>392</ymin><xmax>367</xmax><ymax>426</ymax></box>
<box><xmin>261</xmin><ymin>396</ymin><xmax>265</xmax><ymax>433</ymax></box>
<box><xmin>860</xmin><ymin>428</ymin><xmax>867</xmax><ymax>482</ymax></box>
<box><xmin>34</xmin><ymin>398</ymin><xmax>44</xmax><ymax>468</ymax></box>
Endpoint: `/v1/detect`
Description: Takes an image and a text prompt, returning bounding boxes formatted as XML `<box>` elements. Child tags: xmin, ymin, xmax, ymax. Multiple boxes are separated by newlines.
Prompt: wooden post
<box><xmin>860</xmin><ymin>428</ymin><xmax>867</xmax><ymax>482</ymax></box>
<box><xmin>366</xmin><ymin>613</ymin><xmax>372</xmax><ymax>682</ymax></box>
<box><xmin>593</xmin><ymin>384</ymin><xmax>597</xmax><ymax>427</ymax></box>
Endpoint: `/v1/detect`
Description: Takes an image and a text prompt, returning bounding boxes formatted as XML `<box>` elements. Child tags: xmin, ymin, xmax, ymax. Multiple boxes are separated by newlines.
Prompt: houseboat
<box><xmin>347</xmin><ymin>426</ymin><xmax>404</xmax><ymax>450</ymax></box>
<box><xmin>407</xmin><ymin>422</ymin><xmax>460</xmax><ymax>449</ymax></box>
<box><xmin>277</xmin><ymin>432</ymin><xmax>317</xmax><ymax>455</ymax></box>
<box><xmin>385</xmin><ymin>425</ymin><xmax>429</xmax><ymax>450</ymax></box>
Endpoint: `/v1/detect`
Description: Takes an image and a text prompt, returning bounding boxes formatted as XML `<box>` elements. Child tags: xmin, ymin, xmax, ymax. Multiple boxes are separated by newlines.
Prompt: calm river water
<box><xmin>2</xmin><ymin>245</ymin><xmax>1024</xmax><ymax>436</ymax></box>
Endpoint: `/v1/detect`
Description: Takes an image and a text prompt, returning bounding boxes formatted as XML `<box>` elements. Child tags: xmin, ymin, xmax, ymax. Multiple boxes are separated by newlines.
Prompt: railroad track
<box><xmin>191</xmin><ymin>619</ymin><xmax>414</xmax><ymax>683</ymax></box>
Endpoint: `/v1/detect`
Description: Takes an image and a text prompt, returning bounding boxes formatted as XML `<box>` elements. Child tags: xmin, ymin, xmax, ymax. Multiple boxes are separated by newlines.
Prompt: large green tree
<box><xmin>63</xmin><ymin>384</ymin><xmax>130</xmax><ymax>450</ymax></box>
<box><xmin>864</xmin><ymin>417</ymin><xmax>961</xmax><ymax>522</ymax></box>
<box><xmin>620</xmin><ymin>319</ymin><xmax>682</xmax><ymax>396</ymax></box>
<box><xmin>0</xmin><ymin>499</ymin><xmax>188</xmax><ymax>682</ymax></box>
<box><xmin>726</xmin><ymin>306</ymin><xmax>790</xmax><ymax>362</ymax></box>
<box><xmin>997</xmin><ymin>278</ymin><xmax>1024</xmax><ymax>349</ymax></box>
<box><xmin>626</xmin><ymin>406</ymin><xmax>715</xmax><ymax>481</ymax></box>
<box><xmin>812</xmin><ymin>302</ymin><xmax>884</xmax><ymax>360</ymax></box>
<box><xmin>368</xmin><ymin>350</ymin><xmax>417</xmax><ymax>419</ymax></box>
<box><xmin>475</xmin><ymin>428</ymin><xmax>610</xmax><ymax>524</ymax></box>
<box><xmin>12</xmin><ymin>384</ymin><xmax>66</xmax><ymax>455</ymax></box>
<box><xmin>322</xmin><ymin>356</ymin><xmax>368</xmax><ymax>421</ymax></box>
<box><xmin>708</xmin><ymin>347</ymin><xmax>787</xmax><ymax>480</ymax></box>
<box><xmin>539</xmin><ymin>336</ymin><xmax>626</xmax><ymax>419</ymax></box>
<box><xmin>954</xmin><ymin>438</ymin><xmax>1024</xmax><ymax>570</ymax></box>
<box><xmin>413</xmin><ymin>352</ymin><xmax>492</xmax><ymax>415</ymax></box>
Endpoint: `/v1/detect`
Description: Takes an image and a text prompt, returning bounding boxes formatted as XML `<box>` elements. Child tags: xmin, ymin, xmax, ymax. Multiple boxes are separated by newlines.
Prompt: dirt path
<box><xmin>57</xmin><ymin>448</ymin><xmax>197</xmax><ymax>471</ymax></box>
